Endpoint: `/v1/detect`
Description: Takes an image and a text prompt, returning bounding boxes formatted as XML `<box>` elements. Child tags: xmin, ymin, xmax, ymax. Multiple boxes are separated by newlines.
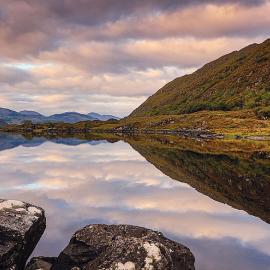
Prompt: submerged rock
<box><xmin>0</xmin><ymin>199</ymin><xmax>46</xmax><ymax>270</ymax></box>
<box><xmin>27</xmin><ymin>224</ymin><xmax>195</xmax><ymax>270</ymax></box>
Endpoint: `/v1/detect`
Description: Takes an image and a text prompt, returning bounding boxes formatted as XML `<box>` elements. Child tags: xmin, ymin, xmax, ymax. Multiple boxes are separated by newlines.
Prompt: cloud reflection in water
<box><xmin>0</xmin><ymin>140</ymin><xmax>269</xmax><ymax>270</ymax></box>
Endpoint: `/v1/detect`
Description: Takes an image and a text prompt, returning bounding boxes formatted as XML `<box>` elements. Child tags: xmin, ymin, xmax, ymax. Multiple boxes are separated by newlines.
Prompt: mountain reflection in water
<box><xmin>0</xmin><ymin>133</ymin><xmax>270</xmax><ymax>270</ymax></box>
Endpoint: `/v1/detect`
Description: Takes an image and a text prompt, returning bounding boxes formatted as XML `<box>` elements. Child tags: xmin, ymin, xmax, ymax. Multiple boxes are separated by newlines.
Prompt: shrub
<box><xmin>255</xmin><ymin>53</ymin><xmax>269</xmax><ymax>63</ymax></box>
<box><xmin>183</xmin><ymin>102</ymin><xmax>232</xmax><ymax>114</ymax></box>
<box><xmin>256</xmin><ymin>107</ymin><xmax>270</xmax><ymax>119</ymax></box>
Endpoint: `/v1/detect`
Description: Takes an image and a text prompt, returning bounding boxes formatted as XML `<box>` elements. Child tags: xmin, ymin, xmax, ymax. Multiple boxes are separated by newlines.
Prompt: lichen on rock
<box><xmin>0</xmin><ymin>199</ymin><xmax>46</xmax><ymax>270</ymax></box>
<box><xmin>26</xmin><ymin>224</ymin><xmax>195</xmax><ymax>270</ymax></box>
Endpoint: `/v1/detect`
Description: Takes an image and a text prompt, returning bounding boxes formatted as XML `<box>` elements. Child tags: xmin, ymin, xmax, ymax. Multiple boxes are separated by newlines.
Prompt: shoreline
<box><xmin>2</xmin><ymin>126</ymin><xmax>270</xmax><ymax>141</ymax></box>
<box><xmin>2</xmin><ymin>109</ymin><xmax>270</xmax><ymax>140</ymax></box>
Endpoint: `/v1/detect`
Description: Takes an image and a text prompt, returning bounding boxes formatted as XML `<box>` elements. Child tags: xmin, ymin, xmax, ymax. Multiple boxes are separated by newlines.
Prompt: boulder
<box><xmin>0</xmin><ymin>199</ymin><xmax>46</xmax><ymax>270</ymax></box>
<box><xmin>27</xmin><ymin>224</ymin><xmax>195</xmax><ymax>270</ymax></box>
<box><xmin>25</xmin><ymin>257</ymin><xmax>57</xmax><ymax>270</ymax></box>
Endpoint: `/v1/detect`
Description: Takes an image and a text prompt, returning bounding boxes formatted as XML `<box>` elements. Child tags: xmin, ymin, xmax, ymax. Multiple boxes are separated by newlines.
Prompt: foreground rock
<box><xmin>27</xmin><ymin>224</ymin><xmax>195</xmax><ymax>270</ymax></box>
<box><xmin>0</xmin><ymin>199</ymin><xmax>46</xmax><ymax>270</ymax></box>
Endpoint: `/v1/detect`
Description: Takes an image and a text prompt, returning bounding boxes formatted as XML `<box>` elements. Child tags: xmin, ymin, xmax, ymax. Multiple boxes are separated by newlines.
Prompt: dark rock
<box><xmin>0</xmin><ymin>199</ymin><xmax>46</xmax><ymax>270</ymax></box>
<box><xmin>27</xmin><ymin>224</ymin><xmax>195</xmax><ymax>270</ymax></box>
<box><xmin>26</xmin><ymin>257</ymin><xmax>57</xmax><ymax>270</ymax></box>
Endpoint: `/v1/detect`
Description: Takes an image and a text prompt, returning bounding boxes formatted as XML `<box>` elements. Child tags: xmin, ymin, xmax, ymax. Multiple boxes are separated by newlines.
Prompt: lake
<box><xmin>0</xmin><ymin>133</ymin><xmax>270</xmax><ymax>270</ymax></box>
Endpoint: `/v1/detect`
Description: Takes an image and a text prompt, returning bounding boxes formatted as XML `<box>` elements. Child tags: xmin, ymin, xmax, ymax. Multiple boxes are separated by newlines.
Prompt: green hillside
<box><xmin>130</xmin><ymin>39</ymin><xmax>270</xmax><ymax>118</ymax></box>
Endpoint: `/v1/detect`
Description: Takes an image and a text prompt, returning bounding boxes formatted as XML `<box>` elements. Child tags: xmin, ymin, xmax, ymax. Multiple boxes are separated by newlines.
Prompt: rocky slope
<box><xmin>130</xmin><ymin>39</ymin><xmax>270</xmax><ymax>118</ymax></box>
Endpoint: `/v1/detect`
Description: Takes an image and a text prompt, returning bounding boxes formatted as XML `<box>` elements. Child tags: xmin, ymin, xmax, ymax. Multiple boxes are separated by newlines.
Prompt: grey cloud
<box><xmin>0</xmin><ymin>0</ymin><xmax>268</xmax><ymax>62</ymax></box>
<box><xmin>0</xmin><ymin>66</ymin><xmax>32</xmax><ymax>84</ymax></box>
<box><xmin>26</xmin><ymin>0</ymin><xmax>269</xmax><ymax>27</ymax></box>
<box><xmin>0</xmin><ymin>0</ymin><xmax>269</xmax><ymax>114</ymax></box>
<box><xmin>39</xmin><ymin>38</ymin><xmax>262</xmax><ymax>74</ymax></box>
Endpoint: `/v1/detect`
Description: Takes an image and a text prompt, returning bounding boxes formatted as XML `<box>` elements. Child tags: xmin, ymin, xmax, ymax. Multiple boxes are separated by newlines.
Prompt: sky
<box><xmin>0</xmin><ymin>0</ymin><xmax>270</xmax><ymax>116</ymax></box>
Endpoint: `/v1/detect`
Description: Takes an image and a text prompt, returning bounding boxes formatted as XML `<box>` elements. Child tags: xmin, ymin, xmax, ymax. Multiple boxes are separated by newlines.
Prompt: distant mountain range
<box><xmin>0</xmin><ymin>108</ymin><xmax>120</xmax><ymax>125</ymax></box>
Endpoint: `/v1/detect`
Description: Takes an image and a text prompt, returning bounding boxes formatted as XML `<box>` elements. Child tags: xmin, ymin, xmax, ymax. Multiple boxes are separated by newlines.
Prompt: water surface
<box><xmin>0</xmin><ymin>133</ymin><xmax>270</xmax><ymax>270</ymax></box>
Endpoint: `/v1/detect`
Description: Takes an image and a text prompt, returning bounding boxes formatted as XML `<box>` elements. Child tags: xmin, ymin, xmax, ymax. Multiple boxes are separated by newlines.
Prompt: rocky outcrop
<box><xmin>0</xmin><ymin>199</ymin><xmax>194</xmax><ymax>270</ymax></box>
<box><xmin>26</xmin><ymin>224</ymin><xmax>195</xmax><ymax>270</ymax></box>
<box><xmin>0</xmin><ymin>199</ymin><xmax>46</xmax><ymax>270</ymax></box>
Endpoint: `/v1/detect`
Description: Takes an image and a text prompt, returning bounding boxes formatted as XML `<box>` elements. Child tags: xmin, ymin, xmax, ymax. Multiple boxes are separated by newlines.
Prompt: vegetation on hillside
<box><xmin>0</xmin><ymin>119</ymin><xmax>118</xmax><ymax>137</ymax></box>
<box><xmin>130</xmin><ymin>39</ymin><xmax>270</xmax><ymax>117</ymax></box>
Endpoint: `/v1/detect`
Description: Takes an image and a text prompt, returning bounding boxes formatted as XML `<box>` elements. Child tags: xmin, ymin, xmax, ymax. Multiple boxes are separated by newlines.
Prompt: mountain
<box><xmin>47</xmin><ymin>112</ymin><xmax>95</xmax><ymax>123</ymax></box>
<box><xmin>0</xmin><ymin>108</ymin><xmax>120</xmax><ymax>124</ymax></box>
<box><xmin>19</xmin><ymin>110</ymin><xmax>44</xmax><ymax>117</ymax></box>
<box><xmin>130</xmin><ymin>39</ymin><xmax>270</xmax><ymax>118</ymax></box>
<box><xmin>0</xmin><ymin>108</ymin><xmax>28</xmax><ymax>124</ymax></box>
<box><xmin>0</xmin><ymin>108</ymin><xmax>20</xmax><ymax>117</ymax></box>
<box><xmin>88</xmin><ymin>112</ymin><xmax>120</xmax><ymax>121</ymax></box>
<box><xmin>0</xmin><ymin>119</ymin><xmax>7</xmax><ymax>127</ymax></box>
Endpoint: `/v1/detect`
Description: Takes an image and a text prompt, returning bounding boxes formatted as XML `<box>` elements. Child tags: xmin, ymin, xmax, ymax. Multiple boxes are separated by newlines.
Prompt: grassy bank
<box><xmin>93</xmin><ymin>109</ymin><xmax>270</xmax><ymax>137</ymax></box>
<box><xmin>1</xmin><ymin>109</ymin><xmax>270</xmax><ymax>138</ymax></box>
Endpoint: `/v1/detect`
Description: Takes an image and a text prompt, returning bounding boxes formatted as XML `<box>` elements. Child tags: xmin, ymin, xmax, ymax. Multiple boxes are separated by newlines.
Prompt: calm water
<box><xmin>0</xmin><ymin>133</ymin><xmax>270</xmax><ymax>270</ymax></box>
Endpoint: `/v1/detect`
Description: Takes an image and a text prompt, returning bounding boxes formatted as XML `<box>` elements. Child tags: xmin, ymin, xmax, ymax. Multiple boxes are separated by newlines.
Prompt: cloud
<box><xmin>0</xmin><ymin>89</ymin><xmax>145</xmax><ymax>117</ymax></box>
<box><xmin>89</xmin><ymin>2</ymin><xmax>270</xmax><ymax>40</ymax></box>
<box><xmin>0</xmin><ymin>0</ymin><xmax>269</xmax><ymax>60</ymax></box>
<box><xmin>0</xmin><ymin>0</ymin><xmax>269</xmax><ymax>114</ymax></box>
<box><xmin>0</xmin><ymin>36</ymin><xmax>266</xmax><ymax>115</ymax></box>
<box><xmin>0</xmin><ymin>65</ymin><xmax>31</xmax><ymax>84</ymax></box>
<box><xmin>38</xmin><ymin>38</ymin><xmax>255</xmax><ymax>73</ymax></box>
